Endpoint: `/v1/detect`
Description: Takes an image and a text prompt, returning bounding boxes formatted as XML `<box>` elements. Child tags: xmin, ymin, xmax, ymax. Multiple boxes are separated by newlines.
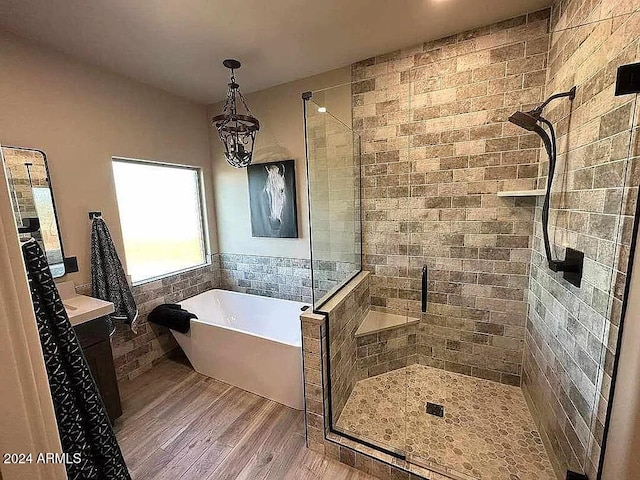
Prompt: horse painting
<box><xmin>264</xmin><ymin>164</ymin><xmax>286</xmax><ymax>231</ymax></box>
<box><xmin>247</xmin><ymin>159</ymin><xmax>298</xmax><ymax>238</ymax></box>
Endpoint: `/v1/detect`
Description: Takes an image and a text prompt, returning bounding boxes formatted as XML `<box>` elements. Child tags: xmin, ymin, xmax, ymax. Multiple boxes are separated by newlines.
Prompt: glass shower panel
<box><xmin>305</xmin><ymin>83</ymin><xmax>414</xmax><ymax>457</ymax></box>
<box><xmin>304</xmin><ymin>90</ymin><xmax>361</xmax><ymax>309</ymax></box>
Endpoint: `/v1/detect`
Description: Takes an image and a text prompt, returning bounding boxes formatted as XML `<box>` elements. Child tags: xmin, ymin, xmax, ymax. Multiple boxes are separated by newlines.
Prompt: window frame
<box><xmin>112</xmin><ymin>156</ymin><xmax>211</xmax><ymax>286</ymax></box>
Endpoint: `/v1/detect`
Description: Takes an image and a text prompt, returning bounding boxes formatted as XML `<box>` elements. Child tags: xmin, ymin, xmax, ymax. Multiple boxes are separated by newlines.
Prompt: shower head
<box><xmin>508</xmin><ymin>110</ymin><xmax>540</xmax><ymax>131</ymax></box>
<box><xmin>508</xmin><ymin>86</ymin><xmax>576</xmax><ymax>132</ymax></box>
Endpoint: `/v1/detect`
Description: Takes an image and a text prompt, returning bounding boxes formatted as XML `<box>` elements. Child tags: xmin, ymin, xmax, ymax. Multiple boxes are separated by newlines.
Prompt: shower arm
<box><xmin>536</xmin><ymin>117</ymin><xmax>580</xmax><ymax>274</ymax></box>
<box><xmin>533</xmin><ymin>87</ymin><xmax>577</xmax><ymax>116</ymax></box>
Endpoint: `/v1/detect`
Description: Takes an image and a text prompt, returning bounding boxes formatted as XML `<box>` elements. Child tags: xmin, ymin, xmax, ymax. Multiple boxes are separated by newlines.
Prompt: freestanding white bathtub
<box><xmin>172</xmin><ymin>289</ymin><xmax>308</xmax><ymax>410</ymax></box>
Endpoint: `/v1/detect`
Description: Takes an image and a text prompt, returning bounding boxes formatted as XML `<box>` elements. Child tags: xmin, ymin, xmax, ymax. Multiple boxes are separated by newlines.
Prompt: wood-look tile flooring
<box><xmin>114</xmin><ymin>357</ymin><xmax>378</xmax><ymax>480</ymax></box>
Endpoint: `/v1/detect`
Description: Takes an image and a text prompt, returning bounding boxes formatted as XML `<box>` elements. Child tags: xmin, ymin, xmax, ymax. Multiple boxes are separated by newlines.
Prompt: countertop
<box><xmin>57</xmin><ymin>281</ymin><xmax>114</xmax><ymax>327</ymax></box>
<box><xmin>63</xmin><ymin>295</ymin><xmax>114</xmax><ymax>327</ymax></box>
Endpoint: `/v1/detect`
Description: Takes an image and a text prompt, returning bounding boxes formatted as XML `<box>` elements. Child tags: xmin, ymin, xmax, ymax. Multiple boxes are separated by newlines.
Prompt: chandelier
<box><xmin>212</xmin><ymin>59</ymin><xmax>260</xmax><ymax>168</ymax></box>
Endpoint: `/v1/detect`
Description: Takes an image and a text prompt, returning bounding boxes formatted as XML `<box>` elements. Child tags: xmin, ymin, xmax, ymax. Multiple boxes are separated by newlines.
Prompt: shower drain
<box><xmin>425</xmin><ymin>402</ymin><xmax>444</xmax><ymax>418</ymax></box>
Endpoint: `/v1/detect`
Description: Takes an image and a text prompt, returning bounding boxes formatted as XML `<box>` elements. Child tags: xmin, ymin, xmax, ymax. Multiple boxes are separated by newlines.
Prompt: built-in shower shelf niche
<box><xmin>496</xmin><ymin>189</ymin><xmax>545</xmax><ymax>197</ymax></box>
<box><xmin>355</xmin><ymin>310</ymin><xmax>419</xmax><ymax>337</ymax></box>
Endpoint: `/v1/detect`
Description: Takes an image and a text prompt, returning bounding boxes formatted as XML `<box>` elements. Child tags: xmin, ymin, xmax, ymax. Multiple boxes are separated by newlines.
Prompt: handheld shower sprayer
<box><xmin>508</xmin><ymin>86</ymin><xmax>584</xmax><ymax>287</ymax></box>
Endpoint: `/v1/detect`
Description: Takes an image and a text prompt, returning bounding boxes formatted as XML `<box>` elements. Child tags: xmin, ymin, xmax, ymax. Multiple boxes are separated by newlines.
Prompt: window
<box><xmin>112</xmin><ymin>158</ymin><xmax>208</xmax><ymax>284</ymax></box>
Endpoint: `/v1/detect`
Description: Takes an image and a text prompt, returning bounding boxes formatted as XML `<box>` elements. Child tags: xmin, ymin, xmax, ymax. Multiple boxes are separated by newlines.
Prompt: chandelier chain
<box><xmin>236</xmin><ymin>90</ymin><xmax>255</xmax><ymax>116</ymax></box>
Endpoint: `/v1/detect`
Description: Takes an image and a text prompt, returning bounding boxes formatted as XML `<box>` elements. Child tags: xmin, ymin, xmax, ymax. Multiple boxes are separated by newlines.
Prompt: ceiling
<box><xmin>0</xmin><ymin>0</ymin><xmax>552</xmax><ymax>104</ymax></box>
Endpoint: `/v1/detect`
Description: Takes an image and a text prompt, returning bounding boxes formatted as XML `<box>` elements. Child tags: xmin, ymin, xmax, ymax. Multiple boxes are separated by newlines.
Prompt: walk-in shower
<box><xmin>304</xmin><ymin>7</ymin><xmax>640</xmax><ymax>480</ymax></box>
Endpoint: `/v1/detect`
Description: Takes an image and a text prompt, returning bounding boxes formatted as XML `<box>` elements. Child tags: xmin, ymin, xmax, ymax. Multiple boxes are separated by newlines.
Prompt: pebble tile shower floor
<box><xmin>335</xmin><ymin>364</ymin><xmax>556</xmax><ymax>480</ymax></box>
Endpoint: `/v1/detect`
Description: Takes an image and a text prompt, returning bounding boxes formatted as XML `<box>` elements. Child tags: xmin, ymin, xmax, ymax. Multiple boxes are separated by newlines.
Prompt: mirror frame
<box><xmin>3</xmin><ymin>145</ymin><xmax>68</xmax><ymax>278</ymax></box>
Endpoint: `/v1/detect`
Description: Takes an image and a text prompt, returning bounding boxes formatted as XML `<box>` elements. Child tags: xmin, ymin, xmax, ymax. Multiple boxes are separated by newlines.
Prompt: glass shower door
<box><xmin>399</xmin><ymin>53</ymin><xmax>460</xmax><ymax>475</ymax></box>
<box><xmin>345</xmin><ymin>79</ymin><xmax>416</xmax><ymax>458</ymax></box>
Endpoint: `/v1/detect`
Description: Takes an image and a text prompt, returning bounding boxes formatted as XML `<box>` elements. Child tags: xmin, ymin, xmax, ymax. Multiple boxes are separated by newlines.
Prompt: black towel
<box><xmin>148</xmin><ymin>304</ymin><xmax>196</xmax><ymax>334</ymax></box>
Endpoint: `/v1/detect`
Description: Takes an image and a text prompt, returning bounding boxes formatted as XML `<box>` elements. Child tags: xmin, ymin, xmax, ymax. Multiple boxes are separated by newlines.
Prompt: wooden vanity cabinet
<box><xmin>73</xmin><ymin>316</ymin><xmax>122</xmax><ymax>423</ymax></box>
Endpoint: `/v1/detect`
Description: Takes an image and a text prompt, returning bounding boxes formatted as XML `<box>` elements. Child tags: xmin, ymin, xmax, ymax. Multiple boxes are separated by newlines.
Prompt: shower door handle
<box><xmin>421</xmin><ymin>265</ymin><xmax>428</xmax><ymax>313</ymax></box>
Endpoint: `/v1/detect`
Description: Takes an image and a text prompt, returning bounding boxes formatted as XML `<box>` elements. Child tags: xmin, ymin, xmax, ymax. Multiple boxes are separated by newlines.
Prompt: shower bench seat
<box><xmin>355</xmin><ymin>310</ymin><xmax>419</xmax><ymax>338</ymax></box>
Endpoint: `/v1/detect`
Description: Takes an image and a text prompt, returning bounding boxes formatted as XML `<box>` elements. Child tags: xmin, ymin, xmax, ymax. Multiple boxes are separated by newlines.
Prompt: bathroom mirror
<box><xmin>2</xmin><ymin>146</ymin><xmax>66</xmax><ymax>277</ymax></box>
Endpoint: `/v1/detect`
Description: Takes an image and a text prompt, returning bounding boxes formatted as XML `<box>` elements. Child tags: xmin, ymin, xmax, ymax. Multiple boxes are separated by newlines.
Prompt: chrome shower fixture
<box><xmin>509</xmin><ymin>86</ymin><xmax>583</xmax><ymax>287</ymax></box>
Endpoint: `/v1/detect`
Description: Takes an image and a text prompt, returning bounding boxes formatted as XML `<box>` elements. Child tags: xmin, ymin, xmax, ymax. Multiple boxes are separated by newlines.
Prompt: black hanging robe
<box><xmin>21</xmin><ymin>239</ymin><xmax>131</xmax><ymax>480</ymax></box>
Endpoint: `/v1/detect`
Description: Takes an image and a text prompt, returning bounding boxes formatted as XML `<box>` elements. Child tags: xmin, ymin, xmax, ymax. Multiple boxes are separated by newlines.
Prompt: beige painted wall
<box><xmin>0</xmin><ymin>29</ymin><xmax>218</xmax><ymax>286</ymax></box>
<box><xmin>208</xmin><ymin>69</ymin><xmax>351</xmax><ymax>258</ymax></box>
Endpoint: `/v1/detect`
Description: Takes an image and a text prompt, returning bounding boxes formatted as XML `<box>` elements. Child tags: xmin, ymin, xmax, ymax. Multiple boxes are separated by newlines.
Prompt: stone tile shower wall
<box><xmin>523</xmin><ymin>0</ymin><xmax>640</xmax><ymax>477</ymax></box>
<box><xmin>353</xmin><ymin>10</ymin><xmax>550</xmax><ymax>385</ymax></box>
<box><xmin>324</xmin><ymin>272</ymin><xmax>370</xmax><ymax>424</ymax></box>
<box><xmin>356</xmin><ymin>323</ymin><xmax>418</xmax><ymax>379</ymax></box>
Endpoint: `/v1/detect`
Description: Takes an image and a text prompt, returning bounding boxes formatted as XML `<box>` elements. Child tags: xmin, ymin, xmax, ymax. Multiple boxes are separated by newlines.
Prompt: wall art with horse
<box><xmin>247</xmin><ymin>159</ymin><xmax>298</xmax><ymax>238</ymax></box>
